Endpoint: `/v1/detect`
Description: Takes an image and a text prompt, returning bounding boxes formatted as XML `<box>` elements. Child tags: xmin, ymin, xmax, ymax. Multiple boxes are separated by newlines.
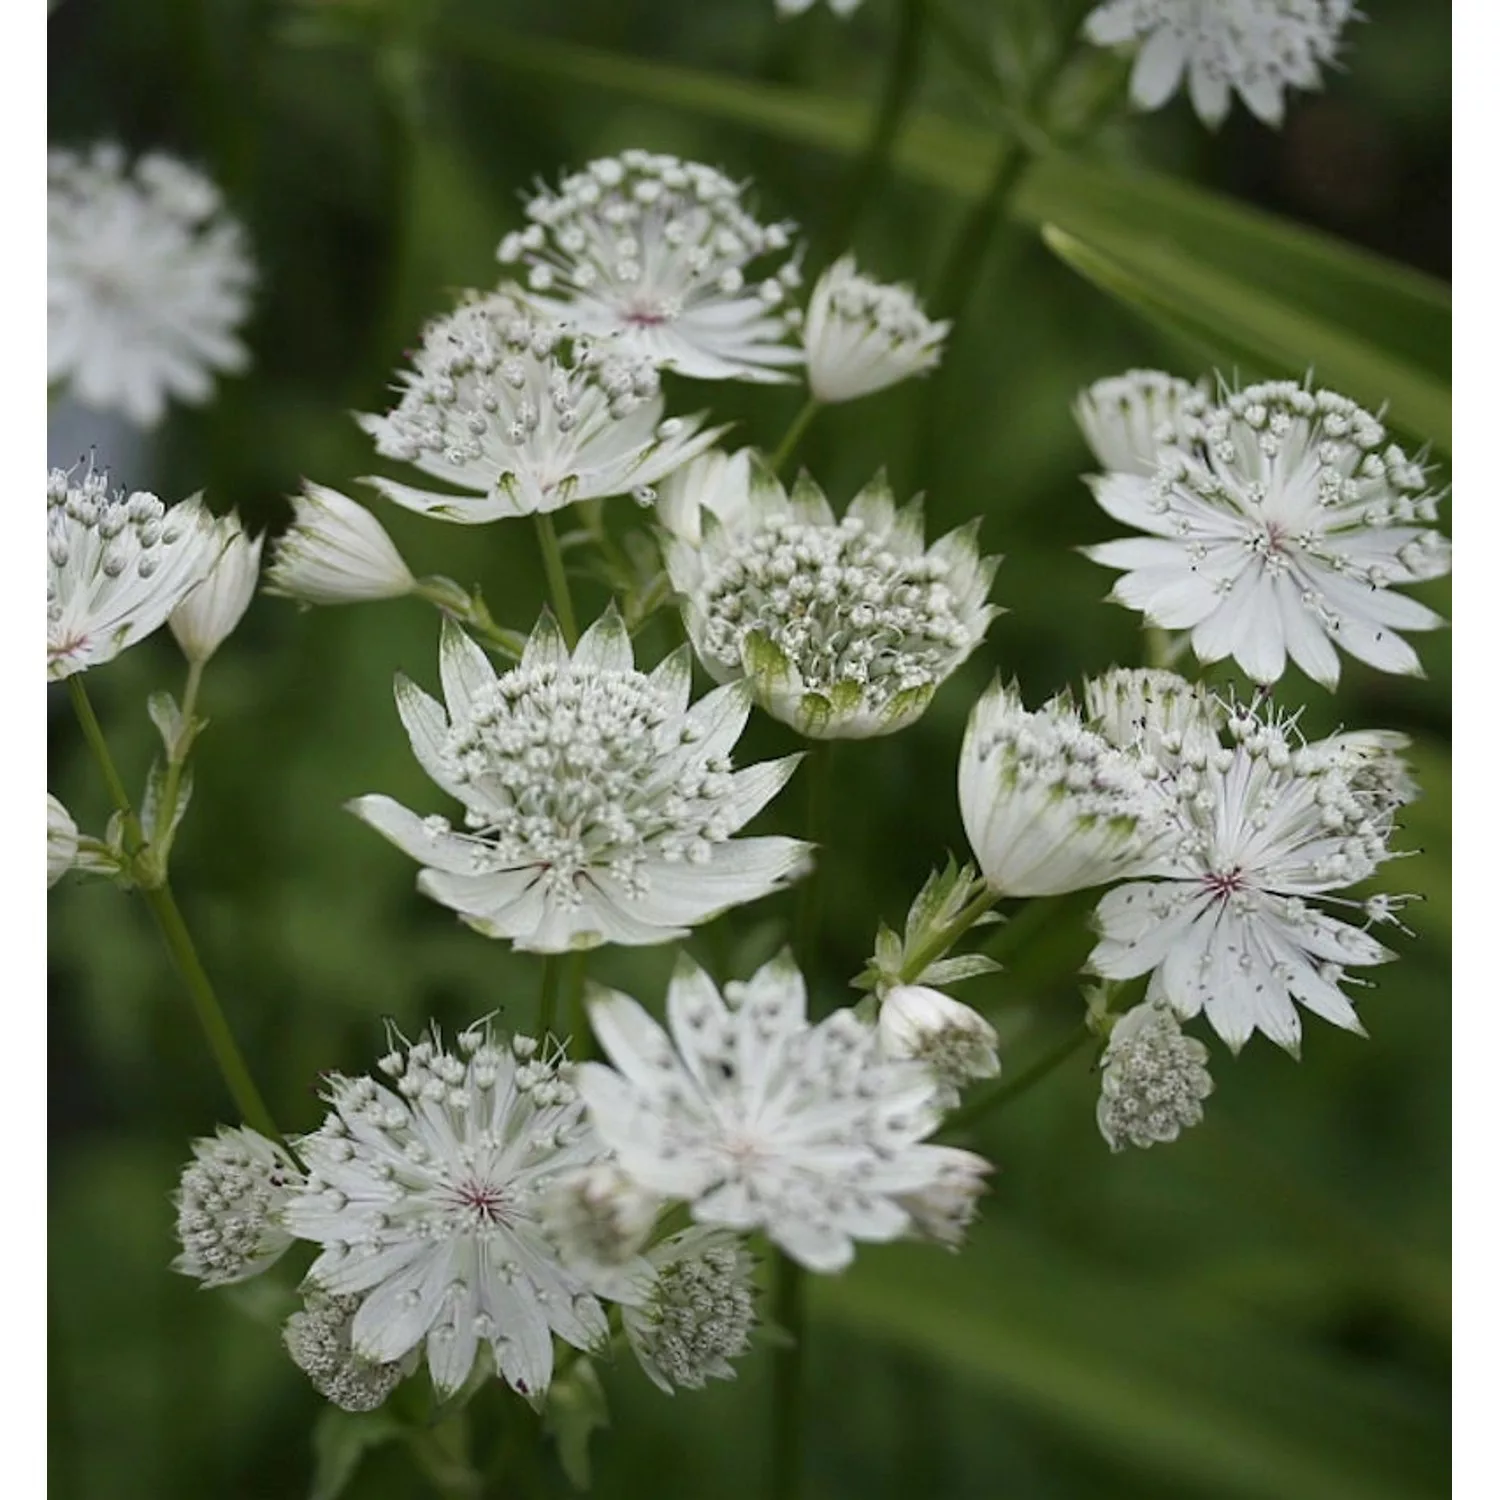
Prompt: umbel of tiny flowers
<box><xmin>1082</xmin><ymin>665</ymin><xmax>1223</xmax><ymax>771</ymax></box>
<box><xmin>498</xmin><ymin>151</ymin><xmax>803</xmax><ymax>384</ymax></box>
<box><xmin>1074</xmin><ymin>368</ymin><xmax>1209</xmax><ymax>476</ymax></box>
<box><xmin>664</xmin><ymin>468</ymin><xmax>998</xmax><ymax>739</ymax></box>
<box><xmin>1081</xmin><ymin>0</ymin><xmax>1358</xmax><ymax>129</ymax></box>
<box><xmin>359</xmin><ymin>289</ymin><xmax>721</xmax><ymax>523</ymax></box>
<box><xmin>1095</xmin><ymin>999</ymin><xmax>1214</xmax><ymax>1152</ymax></box>
<box><xmin>48</xmin><ymin>144</ymin><xmax>253</xmax><ymax>426</ymax></box>
<box><xmin>802</xmin><ymin>256</ymin><xmax>949</xmax><ymax>405</ymax></box>
<box><xmin>958</xmin><ymin>679</ymin><xmax>1166</xmax><ymax>898</ymax></box>
<box><xmin>172</xmin><ymin>1125</ymin><xmax>300</xmax><ymax>1287</ymax></box>
<box><xmin>576</xmin><ymin>952</ymin><xmax>992</xmax><ymax>1272</ymax></box>
<box><xmin>47</xmin><ymin>793</ymin><xmax>78</xmax><ymax>888</ymax></box>
<box><xmin>48</xmin><ymin>464</ymin><xmax>220</xmax><ymax>680</ymax></box>
<box><xmin>619</xmin><ymin>1228</ymin><xmax>758</xmax><ymax>1395</ymax></box>
<box><xmin>170</xmin><ymin>510</ymin><xmax>263</xmax><ymax>665</ymax></box>
<box><xmin>1088</xmin><ymin>689</ymin><xmax>1417</xmax><ymax>1052</ymax></box>
<box><xmin>655</xmin><ymin>446</ymin><xmax>758</xmax><ymax>544</ymax></box>
<box><xmin>350</xmin><ymin>609</ymin><xmax>809</xmax><ymax>952</ymax></box>
<box><xmin>264</xmin><ymin>483</ymin><xmax>416</xmax><ymax>606</ymax></box>
<box><xmin>282</xmin><ymin>1022</ymin><xmax>609</xmax><ymax>1399</ymax></box>
<box><xmin>878</xmin><ymin>984</ymin><xmax>1001</xmax><ymax>1111</ymax></box>
<box><xmin>284</xmin><ymin>1291</ymin><xmax>411</xmax><ymax>1413</ymax></box>
<box><xmin>1081</xmin><ymin>378</ymin><xmax>1451</xmax><ymax>688</ymax></box>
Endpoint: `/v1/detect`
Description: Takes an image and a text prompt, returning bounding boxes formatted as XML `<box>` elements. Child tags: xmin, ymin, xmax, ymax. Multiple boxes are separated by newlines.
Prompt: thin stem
<box><xmin>823</xmin><ymin>0</ymin><xmax>929</xmax><ymax>255</ymax></box>
<box><xmin>153</xmin><ymin>658</ymin><xmax>204</xmax><ymax>865</ymax></box>
<box><xmin>900</xmin><ymin>884</ymin><xmax>1001</xmax><ymax>983</ymax></box>
<box><xmin>565</xmin><ymin>951</ymin><xmax>591</xmax><ymax>1060</ymax></box>
<box><xmin>534</xmin><ymin>511</ymin><xmax>580</xmax><ymax>646</ymax></box>
<box><xmin>770</xmin><ymin>398</ymin><xmax>822</xmax><ymax>476</ymax></box>
<box><xmin>941</xmin><ymin>1023</ymin><xmax>1092</xmax><ymax>1135</ymax></box>
<box><xmin>67</xmin><ymin>677</ymin><xmax>142</xmax><ymax>847</ymax></box>
<box><xmin>537</xmin><ymin>955</ymin><xmax>561</xmax><ymax>1039</ymax></box>
<box><xmin>769</xmin><ymin>1253</ymin><xmax>805</xmax><ymax>1500</ymax></box>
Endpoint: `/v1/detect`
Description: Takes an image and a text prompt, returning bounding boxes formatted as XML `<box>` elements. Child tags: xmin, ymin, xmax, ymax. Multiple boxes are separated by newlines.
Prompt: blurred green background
<box><xmin>48</xmin><ymin>1</ymin><xmax>1451</xmax><ymax>1496</ymax></box>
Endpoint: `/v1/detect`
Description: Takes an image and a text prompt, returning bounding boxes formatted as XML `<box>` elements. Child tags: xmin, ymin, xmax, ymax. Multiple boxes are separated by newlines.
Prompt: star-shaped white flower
<box><xmin>350</xmin><ymin>609</ymin><xmax>809</xmax><ymax>952</ymax></box>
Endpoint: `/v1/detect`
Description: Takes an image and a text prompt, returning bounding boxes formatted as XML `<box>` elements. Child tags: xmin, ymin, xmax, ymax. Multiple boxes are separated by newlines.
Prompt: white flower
<box><xmin>47</xmin><ymin>793</ymin><xmax>78</xmax><ymax>888</ymax></box>
<box><xmin>264</xmin><ymin>483</ymin><xmax>416</xmax><ymax>605</ymax></box>
<box><xmin>48</xmin><ymin>144</ymin><xmax>253</xmax><ymax>426</ymax></box>
<box><xmin>1089</xmin><ymin>697</ymin><xmax>1415</xmax><ymax>1051</ymax></box>
<box><xmin>777</xmin><ymin>0</ymin><xmax>864</xmax><ymax>16</ymax></box>
<box><xmin>1083</xmin><ymin>666</ymin><xmax>1223</xmax><ymax>771</ymax></box>
<box><xmin>48</xmin><ymin>464</ymin><xmax>220</xmax><ymax>680</ymax></box>
<box><xmin>539</xmin><ymin>1163</ymin><xmax>662</xmax><ymax>1283</ymax></box>
<box><xmin>620</xmin><ymin>1229</ymin><xmax>757</xmax><ymax>1394</ymax></box>
<box><xmin>803</xmin><ymin>256</ymin><xmax>948</xmax><ymax>404</ymax></box>
<box><xmin>655</xmin><ymin>447</ymin><xmax>758</xmax><ymax>544</ymax></box>
<box><xmin>169</xmin><ymin>511</ymin><xmax>262</xmax><ymax>663</ymax></box>
<box><xmin>576</xmin><ymin>952</ymin><xmax>992</xmax><ymax>1272</ymax></box>
<box><xmin>283</xmin><ymin>1023</ymin><xmax>609</xmax><ymax>1399</ymax></box>
<box><xmin>664</xmin><ymin>469</ymin><xmax>997</xmax><ymax>739</ymax></box>
<box><xmin>1096</xmin><ymin>1000</ymin><xmax>1214</xmax><ymax>1151</ymax></box>
<box><xmin>1082</xmin><ymin>380</ymin><xmax>1450</xmax><ymax>688</ymax></box>
<box><xmin>878</xmin><ymin>985</ymin><xmax>1000</xmax><ymax>1109</ymax></box>
<box><xmin>498</xmin><ymin>151</ymin><xmax>803</xmax><ymax>383</ymax></box>
<box><xmin>350</xmin><ymin>610</ymin><xmax>809</xmax><ymax>953</ymax></box>
<box><xmin>283</xmin><ymin>1292</ymin><xmax>410</xmax><ymax>1413</ymax></box>
<box><xmin>959</xmin><ymin>679</ymin><xmax>1166</xmax><ymax>898</ymax></box>
<box><xmin>1081</xmin><ymin>0</ymin><xmax>1358</xmax><ymax>128</ymax></box>
<box><xmin>894</xmin><ymin>1147</ymin><xmax>991</xmax><ymax>1249</ymax></box>
<box><xmin>359</xmin><ymin>290</ymin><xmax>721</xmax><ymax>522</ymax></box>
<box><xmin>172</xmin><ymin>1125</ymin><xmax>300</xmax><ymax>1287</ymax></box>
<box><xmin>1074</xmin><ymin>369</ymin><xmax>1209</xmax><ymax>475</ymax></box>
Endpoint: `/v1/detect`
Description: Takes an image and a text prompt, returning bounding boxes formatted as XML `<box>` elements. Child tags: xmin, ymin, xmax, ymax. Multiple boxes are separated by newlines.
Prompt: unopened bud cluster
<box><xmin>1096</xmin><ymin>1002</ymin><xmax>1213</xmax><ymax>1152</ymax></box>
<box><xmin>172</xmin><ymin>1126</ymin><xmax>298</xmax><ymax>1286</ymax></box>
<box><xmin>283</xmin><ymin>1292</ymin><xmax>406</xmax><ymax>1413</ymax></box>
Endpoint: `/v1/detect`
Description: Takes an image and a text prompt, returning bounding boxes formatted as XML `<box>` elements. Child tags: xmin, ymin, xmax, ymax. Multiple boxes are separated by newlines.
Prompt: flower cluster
<box><xmin>172</xmin><ymin>1126</ymin><xmax>299</xmax><ymax>1287</ymax></box>
<box><xmin>1096</xmin><ymin>1000</ymin><xmax>1214</xmax><ymax>1151</ymax></box>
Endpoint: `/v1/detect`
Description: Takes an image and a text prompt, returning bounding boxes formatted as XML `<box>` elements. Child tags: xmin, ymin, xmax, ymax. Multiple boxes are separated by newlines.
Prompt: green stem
<box><xmin>67</xmin><ymin>676</ymin><xmax>291</xmax><ymax>1154</ymax></box>
<box><xmin>534</xmin><ymin>511</ymin><xmax>580</xmax><ymax>646</ymax></box>
<box><xmin>153</xmin><ymin>658</ymin><xmax>204</xmax><ymax>867</ymax></box>
<box><xmin>823</xmin><ymin>0</ymin><xmax>929</xmax><ymax>255</ymax></box>
<box><xmin>769</xmin><ymin>1253</ymin><xmax>805</xmax><ymax>1500</ymax></box>
<box><xmin>792</xmin><ymin>742</ymin><xmax>836</xmax><ymax>977</ymax></box>
<box><xmin>769</xmin><ymin>398</ymin><xmax>822</xmax><ymax>476</ymax></box>
<box><xmin>537</xmin><ymin>955</ymin><xmax>561</xmax><ymax>1039</ymax></box>
<box><xmin>941</xmin><ymin>1022</ymin><xmax>1092</xmax><ymax>1136</ymax></box>
<box><xmin>899</xmin><ymin>884</ymin><xmax>1001</xmax><ymax>983</ymax></box>
<box><xmin>565</xmin><ymin>951</ymin><xmax>591</xmax><ymax>1060</ymax></box>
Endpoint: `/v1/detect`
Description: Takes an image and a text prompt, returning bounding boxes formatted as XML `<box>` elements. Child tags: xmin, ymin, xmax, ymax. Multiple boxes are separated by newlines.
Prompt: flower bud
<box><xmin>1072</xmin><ymin>369</ymin><xmax>1207</xmax><ymax>475</ymax></box>
<box><xmin>1096</xmin><ymin>1001</ymin><xmax>1213</xmax><ymax>1152</ymax></box>
<box><xmin>878</xmin><ymin>984</ymin><xmax>999</xmax><ymax>1108</ymax></box>
<box><xmin>170</xmin><ymin>511</ymin><xmax>263</xmax><ymax>663</ymax></box>
<box><xmin>172</xmin><ymin>1125</ymin><xmax>299</xmax><ymax>1286</ymax></box>
<box><xmin>264</xmin><ymin>483</ymin><xmax>415</xmax><ymax>605</ymax></box>
<box><xmin>47</xmin><ymin>793</ymin><xmax>78</xmax><ymax>888</ymax></box>
<box><xmin>540</xmin><ymin>1163</ymin><xmax>661</xmax><ymax>1276</ymax></box>
<box><xmin>284</xmin><ymin>1291</ymin><xmax>407</xmax><ymax>1412</ymax></box>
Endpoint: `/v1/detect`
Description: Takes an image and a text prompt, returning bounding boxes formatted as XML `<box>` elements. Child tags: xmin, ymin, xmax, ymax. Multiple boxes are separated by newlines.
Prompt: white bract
<box><xmin>655</xmin><ymin>447</ymin><xmax>758</xmax><ymax>543</ymax></box>
<box><xmin>283</xmin><ymin>1292</ymin><xmax>409</xmax><ymax>1413</ymax></box>
<box><xmin>1081</xmin><ymin>0</ymin><xmax>1358</xmax><ymax>128</ymax></box>
<box><xmin>283</xmin><ymin>1023</ymin><xmax>609</xmax><ymax>1399</ymax></box>
<box><xmin>802</xmin><ymin>256</ymin><xmax>949</xmax><ymax>404</ymax></box>
<box><xmin>1096</xmin><ymin>1000</ymin><xmax>1214</xmax><ymax>1151</ymax></box>
<box><xmin>620</xmin><ymin>1229</ymin><xmax>757</xmax><ymax>1394</ymax></box>
<box><xmin>350</xmin><ymin>610</ymin><xmax>809</xmax><ymax>953</ymax></box>
<box><xmin>264</xmin><ymin>483</ymin><xmax>416</xmax><ymax>606</ymax></box>
<box><xmin>1090</xmin><ymin>694</ymin><xmax>1415</xmax><ymax>1051</ymax></box>
<box><xmin>360</xmin><ymin>290</ymin><xmax>720</xmax><ymax>522</ymax></box>
<box><xmin>48</xmin><ymin>465</ymin><xmax>220</xmax><ymax>680</ymax></box>
<box><xmin>48</xmin><ymin>145</ymin><xmax>253</xmax><ymax>425</ymax></box>
<box><xmin>878</xmin><ymin>984</ymin><xmax>1000</xmax><ymax>1109</ymax></box>
<box><xmin>1082</xmin><ymin>380</ymin><xmax>1450</xmax><ymax>688</ymax></box>
<box><xmin>664</xmin><ymin>470</ymin><xmax>997</xmax><ymax>739</ymax></box>
<box><xmin>173</xmin><ymin>1126</ymin><xmax>300</xmax><ymax>1287</ymax></box>
<box><xmin>1074</xmin><ymin>369</ymin><xmax>1209</xmax><ymax>475</ymax></box>
<box><xmin>47</xmin><ymin>793</ymin><xmax>78</xmax><ymax>888</ymax></box>
<box><xmin>576</xmin><ymin>952</ymin><xmax>992</xmax><ymax>1272</ymax></box>
<box><xmin>499</xmin><ymin>152</ymin><xmax>802</xmax><ymax>383</ymax></box>
<box><xmin>170</xmin><ymin>510</ymin><xmax>262</xmax><ymax>663</ymax></box>
<box><xmin>959</xmin><ymin>680</ymin><xmax>1166</xmax><ymax>897</ymax></box>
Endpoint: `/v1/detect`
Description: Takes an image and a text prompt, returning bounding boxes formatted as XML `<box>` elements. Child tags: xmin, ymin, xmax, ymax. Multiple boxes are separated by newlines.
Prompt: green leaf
<box><xmin>919</xmin><ymin>953</ymin><xmax>1002</xmax><ymax>986</ymax></box>
<box><xmin>308</xmin><ymin>1407</ymin><xmax>401</xmax><ymax>1500</ymax></box>
<box><xmin>543</xmin><ymin>1356</ymin><xmax>609</xmax><ymax>1491</ymax></box>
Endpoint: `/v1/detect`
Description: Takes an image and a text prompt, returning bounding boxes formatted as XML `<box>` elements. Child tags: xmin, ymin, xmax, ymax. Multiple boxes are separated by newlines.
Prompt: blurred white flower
<box><xmin>350</xmin><ymin>609</ymin><xmax>808</xmax><ymax>952</ymax></box>
<box><xmin>1090</xmin><ymin>698</ymin><xmax>1416</xmax><ymax>1051</ymax></box>
<box><xmin>1073</xmin><ymin>369</ymin><xmax>1208</xmax><ymax>475</ymax></box>
<box><xmin>283</xmin><ymin>1292</ymin><xmax>409</xmax><ymax>1413</ymax></box>
<box><xmin>1083</xmin><ymin>380</ymin><xmax>1450</xmax><ymax>687</ymax></box>
<box><xmin>878</xmin><ymin>984</ymin><xmax>1000</xmax><ymax>1109</ymax></box>
<box><xmin>498</xmin><ymin>151</ymin><xmax>803</xmax><ymax>383</ymax></box>
<box><xmin>48</xmin><ymin>144</ymin><xmax>253</xmax><ymax>425</ymax></box>
<box><xmin>264</xmin><ymin>483</ymin><xmax>415</xmax><ymax>606</ymax></box>
<box><xmin>959</xmin><ymin>680</ymin><xmax>1165</xmax><ymax>897</ymax></box>
<box><xmin>172</xmin><ymin>1125</ymin><xmax>300</xmax><ymax>1287</ymax></box>
<box><xmin>777</xmin><ymin>0</ymin><xmax>864</xmax><ymax>15</ymax></box>
<box><xmin>540</xmin><ymin>1163</ymin><xmax>662</xmax><ymax>1285</ymax></box>
<box><xmin>894</xmin><ymin>1147</ymin><xmax>991</xmax><ymax>1249</ymax></box>
<box><xmin>1081</xmin><ymin>0</ymin><xmax>1358</xmax><ymax>128</ymax></box>
<box><xmin>803</xmin><ymin>256</ymin><xmax>948</xmax><ymax>404</ymax></box>
<box><xmin>170</xmin><ymin>511</ymin><xmax>262</xmax><ymax>664</ymax></box>
<box><xmin>1096</xmin><ymin>1000</ymin><xmax>1213</xmax><ymax>1151</ymax></box>
<box><xmin>664</xmin><ymin>469</ymin><xmax>997</xmax><ymax>739</ymax></box>
<box><xmin>360</xmin><ymin>290</ymin><xmax>721</xmax><ymax>522</ymax></box>
<box><xmin>47</xmin><ymin>793</ymin><xmax>78</xmax><ymax>888</ymax></box>
<box><xmin>283</xmin><ymin>1023</ymin><xmax>608</xmax><ymax>1399</ymax></box>
<box><xmin>48</xmin><ymin>464</ymin><xmax>219</xmax><ymax>680</ymax></box>
<box><xmin>576</xmin><ymin>952</ymin><xmax>992</xmax><ymax>1272</ymax></box>
<box><xmin>655</xmin><ymin>447</ymin><xmax>758</xmax><ymax>543</ymax></box>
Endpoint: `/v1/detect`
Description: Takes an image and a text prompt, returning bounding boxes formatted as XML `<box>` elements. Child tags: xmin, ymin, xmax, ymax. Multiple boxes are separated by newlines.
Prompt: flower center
<box><xmin>1202</xmin><ymin>867</ymin><xmax>1247</xmax><ymax>901</ymax></box>
<box><xmin>449</xmin><ymin>1176</ymin><xmax>511</xmax><ymax>1228</ymax></box>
